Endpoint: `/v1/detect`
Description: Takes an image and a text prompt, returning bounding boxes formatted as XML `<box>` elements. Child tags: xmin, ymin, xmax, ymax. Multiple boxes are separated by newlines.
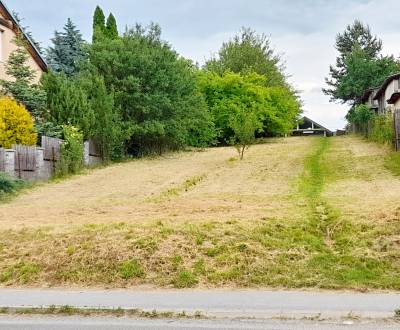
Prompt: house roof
<box><xmin>373</xmin><ymin>73</ymin><xmax>400</xmax><ymax>100</ymax></box>
<box><xmin>297</xmin><ymin>116</ymin><xmax>333</xmax><ymax>134</ymax></box>
<box><xmin>0</xmin><ymin>0</ymin><xmax>47</xmax><ymax>72</ymax></box>
<box><xmin>361</xmin><ymin>87</ymin><xmax>379</xmax><ymax>104</ymax></box>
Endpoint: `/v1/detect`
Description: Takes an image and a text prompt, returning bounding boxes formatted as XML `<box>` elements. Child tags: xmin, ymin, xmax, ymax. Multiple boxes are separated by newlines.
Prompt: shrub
<box><xmin>0</xmin><ymin>97</ymin><xmax>37</xmax><ymax>148</ymax></box>
<box><xmin>56</xmin><ymin>125</ymin><xmax>84</xmax><ymax>177</ymax></box>
<box><xmin>0</xmin><ymin>172</ymin><xmax>27</xmax><ymax>197</ymax></box>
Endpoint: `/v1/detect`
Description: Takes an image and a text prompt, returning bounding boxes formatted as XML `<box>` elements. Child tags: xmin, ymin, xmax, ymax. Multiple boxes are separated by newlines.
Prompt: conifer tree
<box><xmin>106</xmin><ymin>13</ymin><xmax>118</xmax><ymax>39</ymax></box>
<box><xmin>0</xmin><ymin>35</ymin><xmax>46</xmax><ymax>119</ymax></box>
<box><xmin>46</xmin><ymin>18</ymin><xmax>86</xmax><ymax>76</ymax></box>
<box><xmin>92</xmin><ymin>6</ymin><xmax>106</xmax><ymax>42</ymax></box>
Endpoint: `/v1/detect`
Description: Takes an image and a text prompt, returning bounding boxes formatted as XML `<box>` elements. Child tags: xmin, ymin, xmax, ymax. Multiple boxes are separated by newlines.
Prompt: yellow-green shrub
<box><xmin>0</xmin><ymin>97</ymin><xmax>37</xmax><ymax>148</ymax></box>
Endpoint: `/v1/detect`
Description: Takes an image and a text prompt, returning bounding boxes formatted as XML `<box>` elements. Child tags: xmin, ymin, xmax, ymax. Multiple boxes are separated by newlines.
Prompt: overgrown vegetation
<box><xmin>368</xmin><ymin>114</ymin><xmax>394</xmax><ymax>145</ymax></box>
<box><xmin>56</xmin><ymin>125</ymin><xmax>84</xmax><ymax>177</ymax></box>
<box><xmin>36</xmin><ymin>10</ymin><xmax>301</xmax><ymax>162</ymax></box>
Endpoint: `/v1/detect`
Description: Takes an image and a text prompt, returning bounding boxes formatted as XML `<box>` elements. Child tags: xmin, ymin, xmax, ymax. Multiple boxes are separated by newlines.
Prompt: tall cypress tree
<box><xmin>106</xmin><ymin>13</ymin><xmax>118</xmax><ymax>39</ymax></box>
<box><xmin>46</xmin><ymin>18</ymin><xmax>86</xmax><ymax>76</ymax></box>
<box><xmin>93</xmin><ymin>6</ymin><xmax>106</xmax><ymax>42</ymax></box>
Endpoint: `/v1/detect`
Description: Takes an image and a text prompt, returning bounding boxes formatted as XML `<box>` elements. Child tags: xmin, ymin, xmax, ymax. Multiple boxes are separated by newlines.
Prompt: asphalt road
<box><xmin>0</xmin><ymin>289</ymin><xmax>399</xmax><ymax>319</ymax></box>
<box><xmin>0</xmin><ymin>317</ymin><xmax>399</xmax><ymax>330</ymax></box>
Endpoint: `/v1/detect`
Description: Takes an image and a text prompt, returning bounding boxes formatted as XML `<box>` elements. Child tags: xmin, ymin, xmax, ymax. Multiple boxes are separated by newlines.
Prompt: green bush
<box><xmin>56</xmin><ymin>125</ymin><xmax>84</xmax><ymax>177</ymax></box>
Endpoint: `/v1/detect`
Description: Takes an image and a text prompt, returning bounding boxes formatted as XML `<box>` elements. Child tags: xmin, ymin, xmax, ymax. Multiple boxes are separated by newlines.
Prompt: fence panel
<box><xmin>42</xmin><ymin>136</ymin><xmax>62</xmax><ymax>161</ymax></box>
<box><xmin>12</xmin><ymin>145</ymin><xmax>36</xmax><ymax>171</ymax></box>
<box><xmin>394</xmin><ymin>109</ymin><xmax>400</xmax><ymax>151</ymax></box>
<box><xmin>0</xmin><ymin>148</ymin><xmax>4</xmax><ymax>171</ymax></box>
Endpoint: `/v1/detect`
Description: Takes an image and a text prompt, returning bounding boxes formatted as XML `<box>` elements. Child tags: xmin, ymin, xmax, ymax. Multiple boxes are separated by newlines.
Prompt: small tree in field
<box><xmin>229</xmin><ymin>108</ymin><xmax>261</xmax><ymax>160</ymax></box>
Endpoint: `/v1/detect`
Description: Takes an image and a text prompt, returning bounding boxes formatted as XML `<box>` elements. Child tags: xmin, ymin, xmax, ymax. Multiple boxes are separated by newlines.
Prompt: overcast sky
<box><xmin>9</xmin><ymin>0</ymin><xmax>400</xmax><ymax>130</ymax></box>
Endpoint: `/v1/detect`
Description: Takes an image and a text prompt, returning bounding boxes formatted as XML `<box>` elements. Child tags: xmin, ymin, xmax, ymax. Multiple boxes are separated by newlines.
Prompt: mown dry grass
<box><xmin>0</xmin><ymin>138</ymin><xmax>307</xmax><ymax>228</ymax></box>
<box><xmin>0</xmin><ymin>136</ymin><xmax>399</xmax><ymax>290</ymax></box>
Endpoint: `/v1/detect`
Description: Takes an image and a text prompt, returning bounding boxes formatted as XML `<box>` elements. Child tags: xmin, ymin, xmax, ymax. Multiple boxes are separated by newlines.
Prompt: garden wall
<box><xmin>0</xmin><ymin>137</ymin><xmax>102</xmax><ymax>181</ymax></box>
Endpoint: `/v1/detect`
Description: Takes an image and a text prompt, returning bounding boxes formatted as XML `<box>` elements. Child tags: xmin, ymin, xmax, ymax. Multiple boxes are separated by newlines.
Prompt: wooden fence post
<box><xmin>394</xmin><ymin>109</ymin><xmax>400</xmax><ymax>151</ymax></box>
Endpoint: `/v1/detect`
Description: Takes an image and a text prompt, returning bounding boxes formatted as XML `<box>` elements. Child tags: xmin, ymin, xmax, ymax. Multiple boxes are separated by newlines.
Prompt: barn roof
<box><xmin>373</xmin><ymin>73</ymin><xmax>400</xmax><ymax>100</ymax></box>
<box><xmin>300</xmin><ymin>116</ymin><xmax>333</xmax><ymax>134</ymax></box>
<box><xmin>0</xmin><ymin>0</ymin><xmax>47</xmax><ymax>72</ymax></box>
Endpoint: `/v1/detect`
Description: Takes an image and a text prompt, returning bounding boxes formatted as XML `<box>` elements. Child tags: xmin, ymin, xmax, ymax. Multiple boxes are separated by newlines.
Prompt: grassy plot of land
<box><xmin>0</xmin><ymin>136</ymin><xmax>399</xmax><ymax>289</ymax></box>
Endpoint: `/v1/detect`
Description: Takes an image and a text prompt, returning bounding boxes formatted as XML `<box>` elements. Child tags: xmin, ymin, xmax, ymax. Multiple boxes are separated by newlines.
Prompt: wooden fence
<box><xmin>12</xmin><ymin>145</ymin><xmax>37</xmax><ymax>179</ymax></box>
<box><xmin>394</xmin><ymin>109</ymin><xmax>400</xmax><ymax>151</ymax></box>
<box><xmin>42</xmin><ymin>136</ymin><xmax>62</xmax><ymax>161</ymax></box>
<box><xmin>0</xmin><ymin>136</ymin><xmax>103</xmax><ymax>181</ymax></box>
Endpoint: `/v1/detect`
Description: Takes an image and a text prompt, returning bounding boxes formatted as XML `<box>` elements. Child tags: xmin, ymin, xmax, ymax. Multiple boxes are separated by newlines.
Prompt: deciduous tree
<box><xmin>205</xmin><ymin>27</ymin><xmax>286</xmax><ymax>88</ymax></box>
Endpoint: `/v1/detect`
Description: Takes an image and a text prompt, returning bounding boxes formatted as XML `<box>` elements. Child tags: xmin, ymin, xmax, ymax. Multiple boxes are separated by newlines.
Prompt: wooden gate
<box><xmin>394</xmin><ymin>109</ymin><xmax>400</xmax><ymax>151</ymax></box>
<box><xmin>12</xmin><ymin>145</ymin><xmax>36</xmax><ymax>178</ymax></box>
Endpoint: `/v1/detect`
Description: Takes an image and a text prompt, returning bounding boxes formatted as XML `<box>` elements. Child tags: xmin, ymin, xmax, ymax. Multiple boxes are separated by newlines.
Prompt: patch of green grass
<box><xmin>119</xmin><ymin>260</ymin><xmax>145</xmax><ymax>280</ymax></box>
<box><xmin>299</xmin><ymin>138</ymin><xmax>330</xmax><ymax>202</ymax></box>
<box><xmin>0</xmin><ymin>261</ymin><xmax>41</xmax><ymax>284</ymax></box>
<box><xmin>66</xmin><ymin>245</ymin><xmax>76</xmax><ymax>255</ymax></box>
<box><xmin>172</xmin><ymin>270</ymin><xmax>198</xmax><ymax>288</ymax></box>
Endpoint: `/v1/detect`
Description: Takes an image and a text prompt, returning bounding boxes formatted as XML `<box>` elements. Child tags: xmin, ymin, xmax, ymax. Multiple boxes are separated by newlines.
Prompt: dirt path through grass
<box><xmin>0</xmin><ymin>136</ymin><xmax>399</xmax><ymax>289</ymax></box>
